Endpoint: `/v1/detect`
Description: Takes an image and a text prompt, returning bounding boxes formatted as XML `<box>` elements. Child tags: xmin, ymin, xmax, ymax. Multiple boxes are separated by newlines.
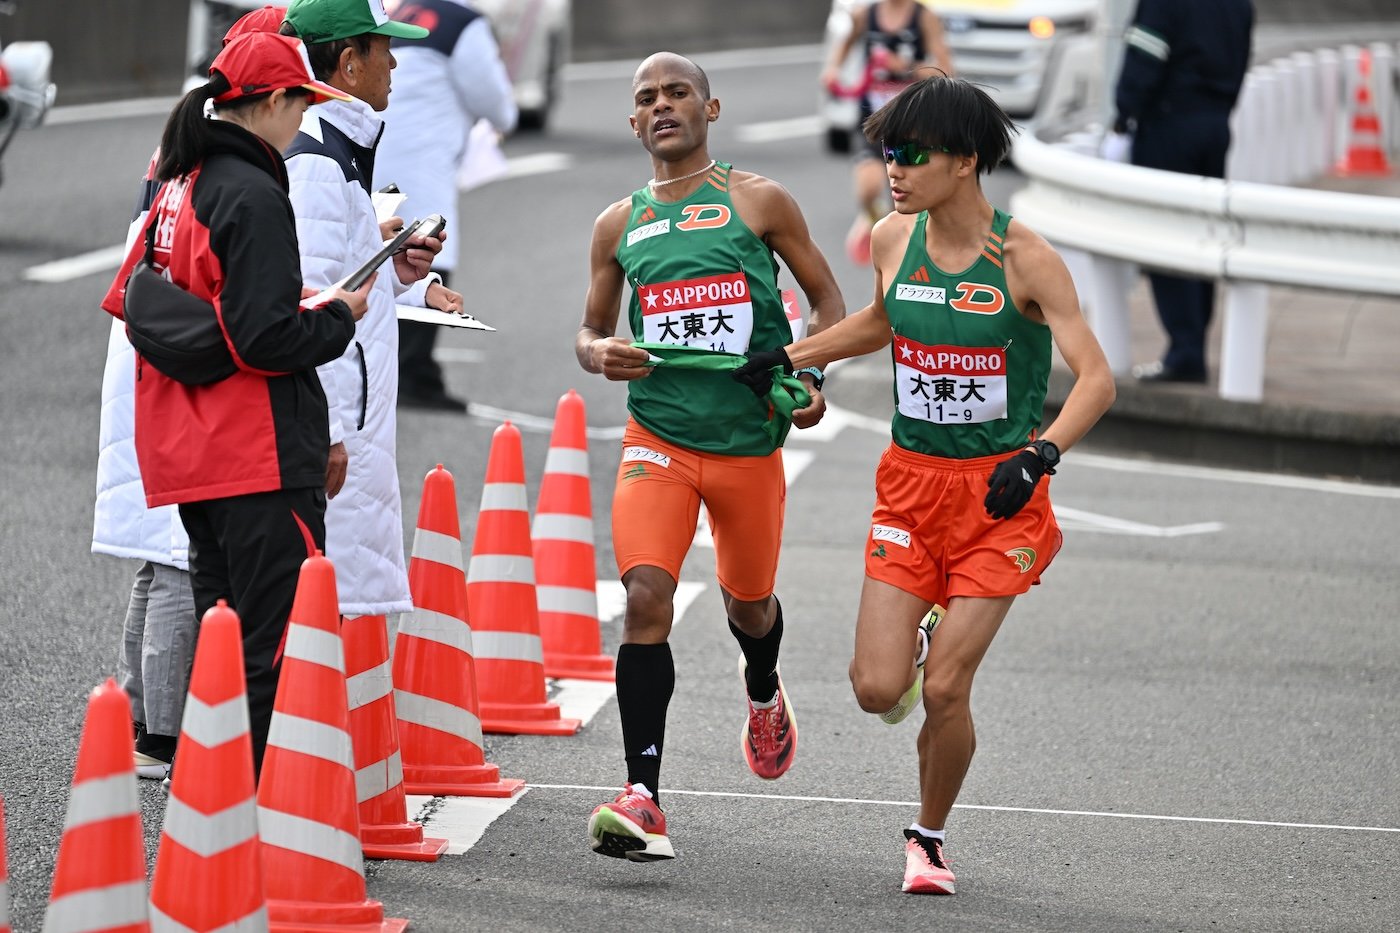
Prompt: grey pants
<box><xmin>116</xmin><ymin>561</ymin><xmax>197</xmax><ymax>737</ymax></box>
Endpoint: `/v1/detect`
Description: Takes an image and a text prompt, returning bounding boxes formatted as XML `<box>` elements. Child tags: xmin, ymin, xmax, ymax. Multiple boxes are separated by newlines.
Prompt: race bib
<box><xmin>892</xmin><ymin>335</ymin><xmax>1008</xmax><ymax>424</ymax></box>
<box><xmin>637</xmin><ymin>271</ymin><xmax>753</xmax><ymax>354</ymax></box>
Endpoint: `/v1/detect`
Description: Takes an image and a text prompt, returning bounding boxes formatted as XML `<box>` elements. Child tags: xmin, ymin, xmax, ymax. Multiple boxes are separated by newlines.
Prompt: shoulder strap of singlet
<box><xmin>982</xmin><ymin>209</ymin><xmax>1011</xmax><ymax>269</ymax></box>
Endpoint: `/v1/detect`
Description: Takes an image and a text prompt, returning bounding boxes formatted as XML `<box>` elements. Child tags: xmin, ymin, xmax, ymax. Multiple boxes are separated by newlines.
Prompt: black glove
<box><xmin>731</xmin><ymin>347</ymin><xmax>793</xmax><ymax>397</ymax></box>
<box><xmin>984</xmin><ymin>448</ymin><xmax>1046</xmax><ymax>521</ymax></box>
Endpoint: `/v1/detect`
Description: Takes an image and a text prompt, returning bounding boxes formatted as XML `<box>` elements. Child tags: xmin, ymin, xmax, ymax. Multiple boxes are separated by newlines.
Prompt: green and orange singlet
<box><xmin>615</xmin><ymin>162</ymin><xmax>793</xmax><ymax>457</ymax></box>
<box><xmin>884</xmin><ymin>209</ymin><xmax>1051</xmax><ymax>459</ymax></box>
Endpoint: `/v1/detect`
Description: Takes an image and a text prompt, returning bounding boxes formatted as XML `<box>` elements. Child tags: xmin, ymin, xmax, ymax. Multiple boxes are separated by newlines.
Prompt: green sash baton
<box><xmin>631</xmin><ymin>341</ymin><xmax>812</xmax><ymax>448</ymax></box>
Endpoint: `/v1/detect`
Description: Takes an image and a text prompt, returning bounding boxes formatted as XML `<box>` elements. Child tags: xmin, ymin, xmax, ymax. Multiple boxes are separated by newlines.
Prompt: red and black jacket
<box><xmin>102</xmin><ymin>120</ymin><xmax>355</xmax><ymax>508</ymax></box>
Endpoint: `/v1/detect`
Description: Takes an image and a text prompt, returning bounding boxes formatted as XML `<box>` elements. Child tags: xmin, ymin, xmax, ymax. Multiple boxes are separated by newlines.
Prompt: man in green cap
<box><xmin>279</xmin><ymin>0</ymin><xmax>449</xmax><ymax>647</ymax></box>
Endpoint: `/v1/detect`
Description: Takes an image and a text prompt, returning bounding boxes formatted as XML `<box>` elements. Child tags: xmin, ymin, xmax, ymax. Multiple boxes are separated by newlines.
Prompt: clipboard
<box><xmin>396</xmin><ymin>305</ymin><xmax>496</xmax><ymax>331</ymax></box>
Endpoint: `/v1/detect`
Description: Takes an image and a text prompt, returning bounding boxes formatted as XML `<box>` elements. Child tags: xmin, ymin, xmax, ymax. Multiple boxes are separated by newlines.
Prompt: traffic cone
<box><xmin>43</xmin><ymin>679</ymin><xmax>149</xmax><ymax>933</ymax></box>
<box><xmin>469</xmin><ymin>422</ymin><xmax>582</xmax><ymax>735</ymax></box>
<box><xmin>1335</xmin><ymin>48</ymin><xmax>1393</xmax><ymax>176</ymax></box>
<box><xmin>532</xmin><ymin>390</ymin><xmax>614</xmax><ymax>682</ymax></box>
<box><xmin>149</xmin><ymin>600</ymin><xmax>266</xmax><ymax>931</ymax></box>
<box><xmin>258</xmin><ymin>553</ymin><xmax>408</xmax><ymax>933</ymax></box>
<box><xmin>1</xmin><ymin>798</ymin><xmax>11</xmax><ymax>933</ymax></box>
<box><xmin>343</xmin><ymin>613</ymin><xmax>450</xmax><ymax>856</ymax></box>
<box><xmin>395</xmin><ymin>465</ymin><xmax>524</xmax><ymax>797</ymax></box>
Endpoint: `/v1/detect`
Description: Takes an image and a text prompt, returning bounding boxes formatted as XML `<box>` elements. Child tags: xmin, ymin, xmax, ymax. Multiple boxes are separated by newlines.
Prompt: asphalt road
<box><xmin>1</xmin><ymin>48</ymin><xmax>1398</xmax><ymax>933</ymax></box>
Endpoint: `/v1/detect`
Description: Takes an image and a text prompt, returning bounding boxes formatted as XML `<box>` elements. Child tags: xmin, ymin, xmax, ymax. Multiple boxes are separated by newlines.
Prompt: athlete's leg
<box><xmin>617</xmin><ymin>565</ymin><xmax>678</xmax><ymax>797</ymax></box>
<box><xmin>848</xmin><ymin>576</ymin><xmax>933</xmax><ymax>715</ymax></box>
<box><xmin>915</xmin><ymin>593</ymin><xmax>1015</xmax><ymax>830</ymax></box>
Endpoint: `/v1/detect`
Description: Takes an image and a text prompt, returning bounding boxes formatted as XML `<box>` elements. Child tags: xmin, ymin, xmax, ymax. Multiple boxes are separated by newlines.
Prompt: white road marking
<box><xmin>503</xmin><ymin>152</ymin><xmax>573</xmax><ymax>179</ymax></box>
<box><xmin>46</xmin><ymin>96</ymin><xmax>177</xmax><ymax>125</ymax></box>
<box><xmin>563</xmin><ymin>44</ymin><xmax>823</xmax><ymax>82</ymax></box>
<box><xmin>406</xmin><ymin>793</ymin><xmax>523</xmax><ymax>855</ymax></box>
<box><xmin>433</xmin><ymin>348</ymin><xmax>488</xmax><ymax>364</ymax></box>
<box><xmin>22</xmin><ymin>244</ymin><xmax>127</xmax><ymax>284</ymax></box>
<box><xmin>1054</xmin><ymin>505</ymin><xmax>1224</xmax><ymax>537</ymax></box>
<box><xmin>1074</xmin><ymin>451</ymin><xmax>1400</xmax><ymax>499</ymax></box>
<box><xmin>550</xmin><ymin>679</ymin><xmax>615</xmax><ymax>724</ymax></box>
<box><xmin>734</xmin><ymin>115</ymin><xmax>823</xmax><ymax>144</ymax></box>
<box><xmin>528</xmin><ymin>784</ymin><xmax>1400</xmax><ymax>835</ymax></box>
<box><xmin>466</xmin><ymin>402</ymin><xmax>625</xmax><ymax>441</ymax></box>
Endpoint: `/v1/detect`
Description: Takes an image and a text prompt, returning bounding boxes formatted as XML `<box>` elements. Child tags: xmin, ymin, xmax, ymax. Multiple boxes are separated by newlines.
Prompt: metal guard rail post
<box><xmin>1009</xmin><ymin>132</ymin><xmax>1400</xmax><ymax>402</ymax></box>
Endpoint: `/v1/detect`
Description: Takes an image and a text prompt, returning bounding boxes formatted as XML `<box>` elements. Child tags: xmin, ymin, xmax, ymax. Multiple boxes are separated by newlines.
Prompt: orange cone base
<box><xmin>480</xmin><ymin>701</ymin><xmax>582</xmax><ymax>736</ymax></box>
<box><xmin>544</xmin><ymin>651</ymin><xmax>616</xmax><ymax>682</ymax></box>
<box><xmin>402</xmin><ymin>761</ymin><xmax>526</xmax><ymax>797</ymax></box>
<box><xmin>1334</xmin><ymin>154</ymin><xmax>1392</xmax><ymax>177</ymax></box>
<box><xmin>268</xmin><ymin>899</ymin><xmax>408</xmax><ymax>933</ymax></box>
<box><xmin>360</xmin><ymin>822</ymin><xmax>449</xmax><ymax>862</ymax></box>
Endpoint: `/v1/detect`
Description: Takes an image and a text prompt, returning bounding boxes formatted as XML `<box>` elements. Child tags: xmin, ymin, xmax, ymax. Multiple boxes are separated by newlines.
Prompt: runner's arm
<box><xmin>577</xmin><ymin>201</ymin><xmax>652</xmax><ymax>380</ymax></box>
<box><xmin>920</xmin><ymin>8</ymin><xmax>955</xmax><ymax>76</ymax></box>
<box><xmin>756</xmin><ymin>180</ymin><xmax>846</xmax><ymax>340</ymax></box>
<box><xmin>784</xmin><ymin>212</ymin><xmax>903</xmax><ymax>369</ymax></box>
<box><xmin>821</xmin><ymin>6</ymin><xmax>868</xmax><ymax>85</ymax></box>
<box><xmin>1005</xmin><ymin>223</ymin><xmax>1115</xmax><ymax>452</ymax></box>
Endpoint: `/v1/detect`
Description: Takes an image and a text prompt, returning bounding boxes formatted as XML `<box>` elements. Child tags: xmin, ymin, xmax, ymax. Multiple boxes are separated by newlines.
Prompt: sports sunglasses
<box><xmin>881</xmin><ymin>140</ymin><xmax>951</xmax><ymax>166</ymax></box>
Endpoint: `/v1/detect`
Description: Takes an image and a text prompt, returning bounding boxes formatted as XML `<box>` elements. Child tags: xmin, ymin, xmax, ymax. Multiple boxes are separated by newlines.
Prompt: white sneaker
<box><xmin>880</xmin><ymin>606</ymin><xmax>943</xmax><ymax>725</ymax></box>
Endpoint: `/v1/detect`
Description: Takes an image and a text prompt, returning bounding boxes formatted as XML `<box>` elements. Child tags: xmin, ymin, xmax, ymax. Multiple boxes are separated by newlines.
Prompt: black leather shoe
<box><xmin>1132</xmin><ymin>361</ymin><xmax>1207</xmax><ymax>384</ymax></box>
<box><xmin>399</xmin><ymin>388</ymin><xmax>468</xmax><ymax>412</ymax></box>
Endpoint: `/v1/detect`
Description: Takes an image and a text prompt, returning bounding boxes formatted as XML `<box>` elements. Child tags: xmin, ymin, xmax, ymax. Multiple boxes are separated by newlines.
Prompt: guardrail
<box><xmin>1010</xmin><ymin>42</ymin><xmax>1400</xmax><ymax>402</ymax></box>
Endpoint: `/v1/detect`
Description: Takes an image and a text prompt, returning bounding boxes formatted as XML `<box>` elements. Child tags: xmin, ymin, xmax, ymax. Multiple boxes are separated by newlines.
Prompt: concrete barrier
<box><xmin>6</xmin><ymin>0</ymin><xmax>829</xmax><ymax>106</ymax></box>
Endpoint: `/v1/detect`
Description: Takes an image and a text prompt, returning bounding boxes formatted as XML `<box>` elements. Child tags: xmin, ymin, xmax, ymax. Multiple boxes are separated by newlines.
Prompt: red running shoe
<box><xmin>739</xmin><ymin>656</ymin><xmax>797</xmax><ymax>779</ymax></box>
<box><xmin>902</xmin><ymin>830</ymin><xmax>956</xmax><ymax>894</ymax></box>
<box><xmin>588</xmin><ymin>784</ymin><xmax>674</xmax><ymax>862</ymax></box>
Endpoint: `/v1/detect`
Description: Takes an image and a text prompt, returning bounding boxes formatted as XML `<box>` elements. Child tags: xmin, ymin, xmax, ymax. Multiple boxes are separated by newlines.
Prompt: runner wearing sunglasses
<box><xmin>735</xmin><ymin>75</ymin><xmax>1114</xmax><ymax>894</ymax></box>
<box><xmin>576</xmin><ymin>51</ymin><xmax>845</xmax><ymax>863</ymax></box>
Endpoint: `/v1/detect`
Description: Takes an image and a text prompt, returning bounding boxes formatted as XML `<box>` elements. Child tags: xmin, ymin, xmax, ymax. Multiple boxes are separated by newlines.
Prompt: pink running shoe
<box><xmin>902</xmin><ymin>830</ymin><xmax>956</xmax><ymax>894</ymax></box>
<box><xmin>739</xmin><ymin>656</ymin><xmax>797</xmax><ymax>779</ymax></box>
<box><xmin>588</xmin><ymin>784</ymin><xmax>674</xmax><ymax>862</ymax></box>
<box><xmin>845</xmin><ymin>218</ymin><xmax>873</xmax><ymax>265</ymax></box>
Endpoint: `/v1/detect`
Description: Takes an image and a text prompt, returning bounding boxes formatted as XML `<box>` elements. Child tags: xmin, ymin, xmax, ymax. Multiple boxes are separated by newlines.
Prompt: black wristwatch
<box><xmin>794</xmin><ymin>366</ymin><xmax>825</xmax><ymax>391</ymax></box>
<box><xmin>1028</xmin><ymin>439</ymin><xmax>1060</xmax><ymax>474</ymax></box>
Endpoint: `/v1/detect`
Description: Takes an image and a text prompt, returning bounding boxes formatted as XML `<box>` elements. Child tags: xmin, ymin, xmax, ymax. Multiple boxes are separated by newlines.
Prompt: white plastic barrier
<box><xmin>1020</xmin><ymin>43</ymin><xmax>1399</xmax><ymax>402</ymax></box>
<box><xmin>1010</xmin><ymin>134</ymin><xmax>1400</xmax><ymax>401</ymax></box>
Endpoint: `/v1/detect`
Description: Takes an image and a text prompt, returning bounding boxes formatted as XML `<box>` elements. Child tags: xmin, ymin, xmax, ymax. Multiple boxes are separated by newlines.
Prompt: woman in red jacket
<box><xmin>102</xmin><ymin>31</ymin><xmax>374</xmax><ymax>774</ymax></box>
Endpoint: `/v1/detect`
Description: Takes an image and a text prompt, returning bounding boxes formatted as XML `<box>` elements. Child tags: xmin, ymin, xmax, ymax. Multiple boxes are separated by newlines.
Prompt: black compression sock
<box><xmin>729</xmin><ymin>596</ymin><xmax>783</xmax><ymax>702</ymax></box>
<box><xmin>616</xmin><ymin>642</ymin><xmax>674</xmax><ymax>803</ymax></box>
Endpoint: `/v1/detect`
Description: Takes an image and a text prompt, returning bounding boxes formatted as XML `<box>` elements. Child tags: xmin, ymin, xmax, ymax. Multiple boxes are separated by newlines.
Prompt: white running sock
<box><xmin>749</xmin><ymin>693</ymin><xmax>779</xmax><ymax>709</ymax></box>
<box><xmin>910</xmin><ymin>823</ymin><xmax>945</xmax><ymax>843</ymax></box>
<box><xmin>631</xmin><ymin>782</ymin><xmax>654</xmax><ymax>799</ymax></box>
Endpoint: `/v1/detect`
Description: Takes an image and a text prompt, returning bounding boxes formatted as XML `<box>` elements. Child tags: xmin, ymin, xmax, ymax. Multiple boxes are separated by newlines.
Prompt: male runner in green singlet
<box><xmin>736</xmin><ymin>75</ymin><xmax>1115</xmax><ymax>894</ymax></box>
<box><xmin>575</xmin><ymin>51</ymin><xmax>845</xmax><ymax>863</ymax></box>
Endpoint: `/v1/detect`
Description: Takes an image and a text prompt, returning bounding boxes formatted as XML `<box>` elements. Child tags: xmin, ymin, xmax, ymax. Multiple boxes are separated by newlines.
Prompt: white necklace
<box><xmin>648</xmin><ymin>159</ymin><xmax>717</xmax><ymax>188</ymax></box>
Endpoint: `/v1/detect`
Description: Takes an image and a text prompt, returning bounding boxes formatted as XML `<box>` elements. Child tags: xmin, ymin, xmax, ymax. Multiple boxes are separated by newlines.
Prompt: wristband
<box><xmin>794</xmin><ymin>366</ymin><xmax>825</xmax><ymax>390</ymax></box>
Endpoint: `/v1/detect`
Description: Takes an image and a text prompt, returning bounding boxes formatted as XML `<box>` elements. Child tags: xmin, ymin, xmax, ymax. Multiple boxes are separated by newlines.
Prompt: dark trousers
<box><xmin>1133</xmin><ymin>111</ymin><xmax>1232</xmax><ymax>375</ymax></box>
<box><xmin>399</xmin><ymin>269</ymin><xmax>451</xmax><ymax>396</ymax></box>
<box><xmin>179</xmin><ymin>486</ymin><xmax>326</xmax><ymax>776</ymax></box>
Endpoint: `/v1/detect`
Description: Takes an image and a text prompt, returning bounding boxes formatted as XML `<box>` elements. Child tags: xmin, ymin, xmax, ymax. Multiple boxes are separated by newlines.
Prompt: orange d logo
<box><xmin>950</xmin><ymin>282</ymin><xmax>1005</xmax><ymax>315</ymax></box>
<box><xmin>676</xmin><ymin>204</ymin><xmax>731</xmax><ymax>231</ymax></box>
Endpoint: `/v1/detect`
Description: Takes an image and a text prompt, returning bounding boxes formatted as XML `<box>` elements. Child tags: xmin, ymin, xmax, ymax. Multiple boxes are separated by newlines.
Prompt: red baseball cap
<box><xmin>222</xmin><ymin>5</ymin><xmax>288</xmax><ymax>45</ymax></box>
<box><xmin>210</xmin><ymin>32</ymin><xmax>350</xmax><ymax>106</ymax></box>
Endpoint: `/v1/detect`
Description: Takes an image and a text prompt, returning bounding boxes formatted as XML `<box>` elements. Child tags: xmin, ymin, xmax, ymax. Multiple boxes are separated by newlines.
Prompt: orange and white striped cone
<box><xmin>149</xmin><ymin>600</ymin><xmax>266</xmax><ymax>931</ymax></box>
<box><xmin>343</xmin><ymin>613</ymin><xmax>449</xmax><ymax>858</ymax></box>
<box><xmin>43</xmin><ymin>679</ymin><xmax>149</xmax><ymax>933</ymax></box>
<box><xmin>1</xmin><ymin>798</ymin><xmax>11</xmax><ymax>933</ymax></box>
<box><xmin>469</xmin><ymin>422</ymin><xmax>582</xmax><ymax>736</ymax></box>
<box><xmin>532</xmin><ymin>390</ymin><xmax>614</xmax><ymax>682</ymax></box>
<box><xmin>258</xmin><ymin>553</ymin><xmax>408</xmax><ymax>933</ymax></box>
<box><xmin>395</xmin><ymin>465</ymin><xmax>524</xmax><ymax>797</ymax></box>
<box><xmin>1335</xmin><ymin>48</ymin><xmax>1394</xmax><ymax>177</ymax></box>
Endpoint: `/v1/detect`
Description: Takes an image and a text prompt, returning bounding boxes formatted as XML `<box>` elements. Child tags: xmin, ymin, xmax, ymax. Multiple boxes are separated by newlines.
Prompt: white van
<box><xmin>821</xmin><ymin>0</ymin><xmax>1101</xmax><ymax>151</ymax></box>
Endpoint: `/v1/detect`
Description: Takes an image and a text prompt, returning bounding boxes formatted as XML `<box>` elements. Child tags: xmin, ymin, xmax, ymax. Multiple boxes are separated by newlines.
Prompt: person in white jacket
<box><xmin>281</xmin><ymin>0</ymin><xmax>443</xmax><ymax>620</ymax></box>
<box><xmin>376</xmin><ymin>0</ymin><xmax>517</xmax><ymax>410</ymax></box>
